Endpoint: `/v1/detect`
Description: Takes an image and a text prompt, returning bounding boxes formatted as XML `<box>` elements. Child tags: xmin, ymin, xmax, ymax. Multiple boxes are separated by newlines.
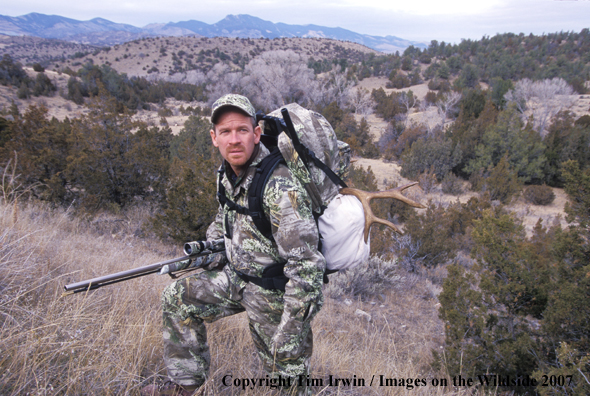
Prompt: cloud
<box><xmin>340</xmin><ymin>0</ymin><xmax>502</xmax><ymax>16</ymax></box>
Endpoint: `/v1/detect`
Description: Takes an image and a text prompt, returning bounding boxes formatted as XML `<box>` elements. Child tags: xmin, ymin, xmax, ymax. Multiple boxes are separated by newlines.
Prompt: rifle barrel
<box><xmin>63</xmin><ymin>255</ymin><xmax>192</xmax><ymax>293</ymax></box>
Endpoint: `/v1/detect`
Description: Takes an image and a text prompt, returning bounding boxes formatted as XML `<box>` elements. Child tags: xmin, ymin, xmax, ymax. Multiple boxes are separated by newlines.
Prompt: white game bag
<box><xmin>318</xmin><ymin>194</ymin><xmax>370</xmax><ymax>270</ymax></box>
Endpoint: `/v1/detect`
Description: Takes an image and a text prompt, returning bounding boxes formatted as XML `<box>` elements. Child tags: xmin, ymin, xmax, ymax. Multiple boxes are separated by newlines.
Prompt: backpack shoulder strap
<box><xmin>280</xmin><ymin>108</ymin><xmax>347</xmax><ymax>190</ymax></box>
<box><xmin>216</xmin><ymin>149</ymin><xmax>284</xmax><ymax>241</ymax></box>
<box><xmin>248</xmin><ymin>147</ymin><xmax>284</xmax><ymax>240</ymax></box>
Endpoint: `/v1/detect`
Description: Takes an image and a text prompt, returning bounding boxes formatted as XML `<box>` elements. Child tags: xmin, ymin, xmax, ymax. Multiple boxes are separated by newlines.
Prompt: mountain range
<box><xmin>0</xmin><ymin>13</ymin><xmax>426</xmax><ymax>53</ymax></box>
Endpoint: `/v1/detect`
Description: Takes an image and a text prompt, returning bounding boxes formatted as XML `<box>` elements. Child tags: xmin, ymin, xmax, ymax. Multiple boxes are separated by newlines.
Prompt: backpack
<box><xmin>217</xmin><ymin>103</ymin><xmax>370</xmax><ymax>289</ymax></box>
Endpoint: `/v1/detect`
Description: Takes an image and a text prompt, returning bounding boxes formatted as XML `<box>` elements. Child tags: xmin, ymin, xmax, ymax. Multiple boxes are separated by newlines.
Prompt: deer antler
<box><xmin>340</xmin><ymin>182</ymin><xmax>426</xmax><ymax>243</ymax></box>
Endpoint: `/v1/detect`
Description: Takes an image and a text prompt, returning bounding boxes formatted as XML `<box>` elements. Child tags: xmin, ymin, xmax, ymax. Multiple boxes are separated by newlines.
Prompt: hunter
<box><xmin>142</xmin><ymin>94</ymin><xmax>325</xmax><ymax>396</ymax></box>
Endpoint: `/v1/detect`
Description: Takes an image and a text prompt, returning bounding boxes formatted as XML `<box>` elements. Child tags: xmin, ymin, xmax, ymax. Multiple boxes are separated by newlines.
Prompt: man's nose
<box><xmin>228</xmin><ymin>131</ymin><xmax>241</xmax><ymax>144</ymax></box>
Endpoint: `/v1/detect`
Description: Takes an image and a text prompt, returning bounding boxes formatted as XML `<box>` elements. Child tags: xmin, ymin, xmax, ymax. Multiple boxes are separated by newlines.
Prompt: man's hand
<box><xmin>159</xmin><ymin>252</ymin><xmax>228</xmax><ymax>276</ymax></box>
<box><xmin>159</xmin><ymin>259</ymin><xmax>192</xmax><ymax>275</ymax></box>
<box><xmin>270</xmin><ymin>327</ymin><xmax>301</xmax><ymax>359</ymax></box>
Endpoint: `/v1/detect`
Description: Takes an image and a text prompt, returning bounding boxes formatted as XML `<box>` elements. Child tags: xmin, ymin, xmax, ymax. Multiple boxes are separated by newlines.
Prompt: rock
<box><xmin>355</xmin><ymin>309</ymin><xmax>372</xmax><ymax>321</ymax></box>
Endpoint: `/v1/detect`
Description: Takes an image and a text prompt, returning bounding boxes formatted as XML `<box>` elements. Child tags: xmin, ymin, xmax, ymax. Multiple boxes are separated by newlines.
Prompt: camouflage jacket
<box><xmin>206</xmin><ymin>142</ymin><xmax>326</xmax><ymax>338</ymax></box>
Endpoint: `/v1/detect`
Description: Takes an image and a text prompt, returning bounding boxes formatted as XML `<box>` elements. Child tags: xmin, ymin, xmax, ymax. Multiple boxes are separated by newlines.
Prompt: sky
<box><xmin>3</xmin><ymin>0</ymin><xmax>590</xmax><ymax>44</ymax></box>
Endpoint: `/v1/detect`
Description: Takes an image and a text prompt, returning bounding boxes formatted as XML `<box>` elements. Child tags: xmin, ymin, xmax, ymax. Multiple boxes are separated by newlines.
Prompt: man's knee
<box><xmin>162</xmin><ymin>271</ymin><xmax>242</xmax><ymax>323</ymax></box>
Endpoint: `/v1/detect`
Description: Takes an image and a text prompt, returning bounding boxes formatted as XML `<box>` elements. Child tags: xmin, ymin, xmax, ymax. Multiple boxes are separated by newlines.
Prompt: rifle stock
<box><xmin>62</xmin><ymin>239</ymin><xmax>224</xmax><ymax>296</ymax></box>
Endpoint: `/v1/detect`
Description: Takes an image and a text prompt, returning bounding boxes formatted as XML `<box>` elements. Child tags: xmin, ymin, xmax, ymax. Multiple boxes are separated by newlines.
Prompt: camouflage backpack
<box><xmin>262</xmin><ymin>104</ymin><xmax>351</xmax><ymax>214</ymax></box>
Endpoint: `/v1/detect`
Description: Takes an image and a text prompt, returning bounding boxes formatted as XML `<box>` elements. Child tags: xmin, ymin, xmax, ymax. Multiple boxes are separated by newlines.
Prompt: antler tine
<box><xmin>340</xmin><ymin>182</ymin><xmax>426</xmax><ymax>243</ymax></box>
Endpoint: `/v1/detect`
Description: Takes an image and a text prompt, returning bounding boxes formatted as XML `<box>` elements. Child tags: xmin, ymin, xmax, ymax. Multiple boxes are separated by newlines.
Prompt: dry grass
<box><xmin>0</xmin><ymin>200</ymin><xmax>168</xmax><ymax>394</ymax></box>
<box><xmin>0</xmin><ymin>195</ymin><xmax>494</xmax><ymax>395</ymax></box>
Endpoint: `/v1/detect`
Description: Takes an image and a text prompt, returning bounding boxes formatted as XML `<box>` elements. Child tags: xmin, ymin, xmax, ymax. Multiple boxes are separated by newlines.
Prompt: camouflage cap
<box><xmin>211</xmin><ymin>94</ymin><xmax>256</xmax><ymax>124</ymax></box>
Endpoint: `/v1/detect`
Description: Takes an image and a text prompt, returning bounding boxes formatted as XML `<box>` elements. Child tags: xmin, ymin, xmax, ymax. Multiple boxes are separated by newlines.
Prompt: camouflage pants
<box><xmin>161</xmin><ymin>266</ymin><xmax>314</xmax><ymax>394</ymax></box>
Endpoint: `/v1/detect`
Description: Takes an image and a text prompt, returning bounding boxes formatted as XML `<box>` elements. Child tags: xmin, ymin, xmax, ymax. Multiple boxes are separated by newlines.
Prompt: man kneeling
<box><xmin>142</xmin><ymin>94</ymin><xmax>325</xmax><ymax>396</ymax></box>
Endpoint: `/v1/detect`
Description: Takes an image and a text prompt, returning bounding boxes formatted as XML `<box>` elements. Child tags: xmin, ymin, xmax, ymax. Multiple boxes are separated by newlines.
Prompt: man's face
<box><xmin>210</xmin><ymin>110</ymin><xmax>261</xmax><ymax>175</ymax></box>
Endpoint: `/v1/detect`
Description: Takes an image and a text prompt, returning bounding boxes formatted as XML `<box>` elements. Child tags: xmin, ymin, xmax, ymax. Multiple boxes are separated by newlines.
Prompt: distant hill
<box><xmin>0</xmin><ymin>34</ymin><xmax>97</xmax><ymax>65</ymax></box>
<box><xmin>52</xmin><ymin>35</ymin><xmax>380</xmax><ymax>78</ymax></box>
<box><xmin>0</xmin><ymin>12</ymin><xmax>426</xmax><ymax>53</ymax></box>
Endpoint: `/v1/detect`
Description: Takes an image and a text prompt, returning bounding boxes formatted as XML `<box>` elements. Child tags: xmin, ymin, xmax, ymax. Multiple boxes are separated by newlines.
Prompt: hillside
<box><xmin>2</xmin><ymin>34</ymin><xmax>378</xmax><ymax>78</ymax></box>
<box><xmin>54</xmin><ymin>36</ymin><xmax>378</xmax><ymax>77</ymax></box>
<box><xmin>0</xmin><ymin>12</ymin><xmax>427</xmax><ymax>52</ymax></box>
<box><xmin>0</xmin><ymin>34</ymin><xmax>97</xmax><ymax>65</ymax></box>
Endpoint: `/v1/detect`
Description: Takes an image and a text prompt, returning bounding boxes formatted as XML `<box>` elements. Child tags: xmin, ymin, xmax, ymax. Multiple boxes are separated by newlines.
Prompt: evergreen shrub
<box><xmin>524</xmin><ymin>185</ymin><xmax>556</xmax><ymax>205</ymax></box>
<box><xmin>441</xmin><ymin>172</ymin><xmax>464</xmax><ymax>195</ymax></box>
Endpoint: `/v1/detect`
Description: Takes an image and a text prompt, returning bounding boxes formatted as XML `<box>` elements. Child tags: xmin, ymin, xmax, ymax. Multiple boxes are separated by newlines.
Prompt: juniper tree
<box><xmin>437</xmin><ymin>208</ymin><xmax>550</xmax><ymax>388</ymax></box>
<box><xmin>437</xmin><ymin>162</ymin><xmax>590</xmax><ymax>394</ymax></box>
<box><xmin>0</xmin><ymin>105</ymin><xmax>70</xmax><ymax>203</ymax></box>
<box><xmin>465</xmin><ymin>104</ymin><xmax>546</xmax><ymax>183</ymax></box>
<box><xmin>543</xmin><ymin>112</ymin><xmax>590</xmax><ymax>186</ymax></box>
<box><xmin>400</xmin><ymin>133</ymin><xmax>462</xmax><ymax>182</ymax></box>
<box><xmin>483</xmin><ymin>155</ymin><xmax>522</xmax><ymax>204</ymax></box>
<box><xmin>532</xmin><ymin>161</ymin><xmax>590</xmax><ymax>394</ymax></box>
<box><xmin>150</xmin><ymin>115</ymin><xmax>219</xmax><ymax>242</ymax></box>
<box><xmin>67</xmin><ymin>93</ymin><xmax>171</xmax><ymax>210</ymax></box>
<box><xmin>150</xmin><ymin>153</ymin><xmax>218</xmax><ymax>242</ymax></box>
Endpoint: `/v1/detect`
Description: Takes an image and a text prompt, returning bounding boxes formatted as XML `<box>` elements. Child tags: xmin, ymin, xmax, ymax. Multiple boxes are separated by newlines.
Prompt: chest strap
<box><xmin>232</xmin><ymin>263</ymin><xmax>289</xmax><ymax>292</ymax></box>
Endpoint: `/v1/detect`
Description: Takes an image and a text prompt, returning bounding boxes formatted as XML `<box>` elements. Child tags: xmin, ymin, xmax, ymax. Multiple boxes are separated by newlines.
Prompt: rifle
<box><xmin>62</xmin><ymin>239</ymin><xmax>225</xmax><ymax>296</ymax></box>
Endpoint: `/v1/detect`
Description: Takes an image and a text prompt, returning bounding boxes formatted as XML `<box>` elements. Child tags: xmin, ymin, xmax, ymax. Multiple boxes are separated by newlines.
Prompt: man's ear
<box><xmin>210</xmin><ymin>128</ymin><xmax>219</xmax><ymax>147</ymax></box>
<box><xmin>254</xmin><ymin>125</ymin><xmax>262</xmax><ymax>144</ymax></box>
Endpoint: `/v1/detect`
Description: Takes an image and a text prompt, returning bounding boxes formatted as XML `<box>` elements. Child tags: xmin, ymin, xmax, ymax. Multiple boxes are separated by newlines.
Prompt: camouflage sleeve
<box><xmin>206</xmin><ymin>205</ymin><xmax>225</xmax><ymax>241</ymax></box>
<box><xmin>206</xmin><ymin>169</ymin><xmax>225</xmax><ymax>241</ymax></box>
<box><xmin>192</xmin><ymin>250</ymin><xmax>227</xmax><ymax>271</ymax></box>
<box><xmin>263</xmin><ymin>166</ymin><xmax>326</xmax><ymax>353</ymax></box>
